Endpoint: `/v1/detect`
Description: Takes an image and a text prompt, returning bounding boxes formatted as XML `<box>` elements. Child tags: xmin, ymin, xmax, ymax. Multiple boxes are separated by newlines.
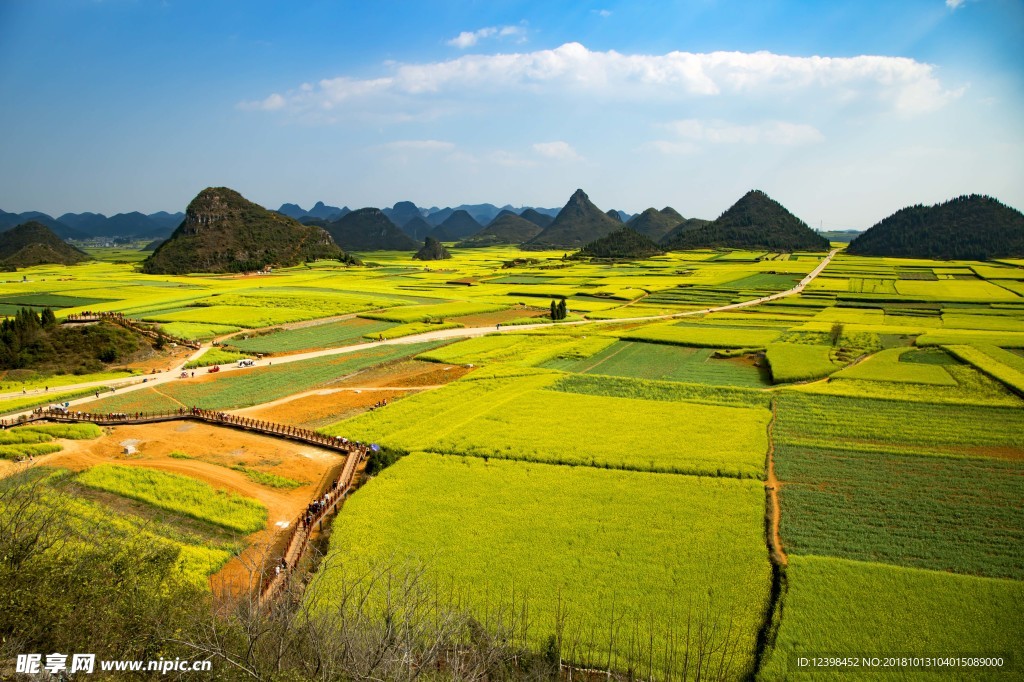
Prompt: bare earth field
<box><xmin>40</xmin><ymin>422</ymin><xmax>344</xmax><ymax>592</ymax></box>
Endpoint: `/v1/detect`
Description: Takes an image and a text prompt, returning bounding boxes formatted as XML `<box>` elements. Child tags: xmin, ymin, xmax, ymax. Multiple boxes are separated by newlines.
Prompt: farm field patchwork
<box><xmin>775</xmin><ymin>444</ymin><xmax>1024</xmax><ymax>579</ymax></box>
<box><xmin>314</xmin><ymin>452</ymin><xmax>772</xmax><ymax>679</ymax></box>
<box><xmin>546</xmin><ymin>340</ymin><xmax>770</xmax><ymax>387</ymax></box>
<box><xmin>760</xmin><ymin>555</ymin><xmax>1024</xmax><ymax>680</ymax></box>
<box><xmin>619</xmin><ymin>323</ymin><xmax>783</xmax><ymax>348</ymax></box>
<box><xmin>831</xmin><ymin>347</ymin><xmax>958</xmax><ymax>385</ymax></box>
<box><xmin>774</xmin><ymin>391</ymin><xmax>1024</xmax><ymax>457</ymax></box>
<box><xmin>765</xmin><ymin>342</ymin><xmax>842</xmax><ymax>383</ymax></box>
<box><xmin>3</xmin><ymin>246</ymin><xmax>1024</xmax><ymax>679</ymax></box>
<box><xmin>82</xmin><ymin>341</ymin><xmax>444</xmax><ymax>412</ymax></box>
<box><xmin>329</xmin><ymin>375</ymin><xmax>770</xmax><ymax>477</ymax></box>
<box><xmin>226</xmin><ymin>318</ymin><xmax>397</xmax><ymax>354</ymax></box>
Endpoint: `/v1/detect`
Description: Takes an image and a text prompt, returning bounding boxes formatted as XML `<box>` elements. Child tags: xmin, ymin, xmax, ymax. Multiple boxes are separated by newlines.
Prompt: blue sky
<box><xmin>1</xmin><ymin>0</ymin><xmax>1021</xmax><ymax>229</ymax></box>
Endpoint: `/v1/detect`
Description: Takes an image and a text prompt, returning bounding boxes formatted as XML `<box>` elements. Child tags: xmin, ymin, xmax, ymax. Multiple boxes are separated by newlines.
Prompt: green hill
<box><xmin>324</xmin><ymin>208</ymin><xmax>421</xmax><ymax>251</ymax></box>
<box><xmin>524</xmin><ymin>189</ymin><xmax>622</xmax><ymax>250</ymax></box>
<box><xmin>435</xmin><ymin>210</ymin><xmax>481</xmax><ymax>240</ymax></box>
<box><xmin>626</xmin><ymin>207</ymin><xmax>685</xmax><ymax>242</ymax></box>
<box><xmin>402</xmin><ymin>216</ymin><xmax>434</xmax><ymax>241</ymax></box>
<box><xmin>142</xmin><ymin>187</ymin><xmax>348</xmax><ymax>274</ymax></box>
<box><xmin>846</xmin><ymin>195</ymin><xmax>1024</xmax><ymax>260</ymax></box>
<box><xmin>659</xmin><ymin>218</ymin><xmax>711</xmax><ymax>245</ymax></box>
<box><xmin>519</xmin><ymin>208</ymin><xmax>554</xmax><ymax>229</ymax></box>
<box><xmin>413</xmin><ymin>236</ymin><xmax>452</xmax><ymax>261</ymax></box>
<box><xmin>662</xmin><ymin>190</ymin><xmax>830</xmax><ymax>252</ymax></box>
<box><xmin>575</xmin><ymin>228</ymin><xmax>665</xmax><ymax>260</ymax></box>
<box><xmin>0</xmin><ymin>221</ymin><xmax>91</xmax><ymax>266</ymax></box>
<box><xmin>455</xmin><ymin>213</ymin><xmax>543</xmax><ymax>248</ymax></box>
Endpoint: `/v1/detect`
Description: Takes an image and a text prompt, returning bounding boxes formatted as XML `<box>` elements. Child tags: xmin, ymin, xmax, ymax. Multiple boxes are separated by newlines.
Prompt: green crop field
<box><xmin>619</xmin><ymin>323</ymin><xmax>782</xmax><ymax>348</ymax></box>
<box><xmin>551</xmin><ymin>373</ymin><xmax>771</xmax><ymax>408</ymax></box>
<box><xmin>832</xmin><ymin>348</ymin><xmax>958</xmax><ymax>385</ymax></box>
<box><xmin>314</xmin><ymin>453</ymin><xmax>772</xmax><ymax>679</ymax></box>
<box><xmin>183</xmin><ymin>347</ymin><xmax>247</xmax><ymax>369</ymax></box>
<box><xmin>775</xmin><ymin>392</ymin><xmax>1024</xmax><ymax>457</ymax></box>
<box><xmin>226</xmin><ymin>318</ymin><xmax>397</xmax><ymax>354</ymax></box>
<box><xmin>328</xmin><ymin>375</ymin><xmax>770</xmax><ymax>478</ymax></box>
<box><xmin>547</xmin><ymin>340</ymin><xmax>771</xmax><ymax>387</ymax></box>
<box><xmin>0</xmin><ymin>422</ymin><xmax>101</xmax><ymax>460</ymax></box>
<box><xmin>765</xmin><ymin>342</ymin><xmax>842</xmax><ymax>383</ymax></box>
<box><xmin>360</xmin><ymin>301</ymin><xmax>508</xmax><ymax>323</ymax></box>
<box><xmin>944</xmin><ymin>344</ymin><xmax>1024</xmax><ymax>394</ymax></box>
<box><xmin>795</xmin><ymin>363</ymin><xmax>1022</xmax><ymax>406</ymax></box>
<box><xmin>760</xmin><ymin>556</ymin><xmax>1024</xmax><ymax>681</ymax></box>
<box><xmin>776</xmin><ymin>444</ymin><xmax>1024</xmax><ymax>579</ymax></box>
<box><xmin>77</xmin><ymin>464</ymin><xmax>267</xmax><ymax>534</ymax></box>
<box><xmin>370</xmin><ymin>320</ymin><xmax>462</xmax><ymax>339</ymax></box>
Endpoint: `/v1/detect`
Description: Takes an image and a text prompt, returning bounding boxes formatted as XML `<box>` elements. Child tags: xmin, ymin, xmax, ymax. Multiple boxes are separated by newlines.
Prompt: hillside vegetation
<box><xmin>575</xmin><ymin>228</ymin><xmax>665</xmax><ymax>260</ymax></box>
<box><xmin>143</xmin><ymin>187</ymin><xmax>349</xmax><ymax>274</ymax></box>
<box><xmin>0</xmin><ymin>221</ymin><xmax>91</xmax><ymax>266</ymax></box>
<box><xmin>1</xmin><ymin>307</ymin><xmax>141</xmax><ymax>373</ymax></box>
<box><xmin>662</xmin><ymin>189</ymin><xmax>830</xmax><ymax>251</ymax></box>
<box><xmin>847</xmin><ymin>194</ymin><xmax>1024</xmax><ymax>260</ymax></box>
<box><xmin>325</xmin><ymin>208</ymin><xmax>420</xmax><ymax>251</ymax></box>
<box><xmin>523</xmin><ymin>189</ymin><xmax>622</xmax><ymax>250</ymax></box>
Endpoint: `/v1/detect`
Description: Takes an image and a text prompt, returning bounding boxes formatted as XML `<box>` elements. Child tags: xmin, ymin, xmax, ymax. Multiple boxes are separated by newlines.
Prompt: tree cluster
<box><xmin>550</xmin><ymin>299</ymin><xmax>568</xmax><ymax>321</ymax></box>
<box><xmin>0</xmin><ymin>306</ymin><xmax>139</xmax><ymax>373</ymax></box>
<box><xmin>575</xmin><ymin>227</ymin><xmax>664</xmax><ymax>260</ymax></box>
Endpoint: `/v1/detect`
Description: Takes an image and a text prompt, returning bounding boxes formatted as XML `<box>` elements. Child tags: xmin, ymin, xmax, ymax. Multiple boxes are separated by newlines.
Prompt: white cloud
<box><xmin>532</xmin><ymin>141</ymin><xmax>582</xmax><ymax>161</ymax></box>
<box><xmin>666</xmin><ymin>119</ymin><xmax>825</xmax><ymax>145</ymax></box>
<box><xmin>594</xmin><ymin>9</ymin><xmax>612</xmax><ymax>17</ymax></box>
<box><xmin>946</xmin><ymin>0</ymin><xmax>965</xmax><ymax>9</ymax></box>
<box><xmin>446</xmin><ymin>25</ymin><xmax>526</xmax><ymax>49</ymax></box>
<box><xmin>381</xmin><ymin>140</ymin><xmax>455</xmax><ymax>152</ymax></box>
<box><xmin>237</xmin><ymin>92</ymin><xmax>285</xmax><ymax>111</ymax></box>
<box><xmin>240</xmin><ymin>43</ymin><xmax>960</xmax><ymax>118</ymax></box>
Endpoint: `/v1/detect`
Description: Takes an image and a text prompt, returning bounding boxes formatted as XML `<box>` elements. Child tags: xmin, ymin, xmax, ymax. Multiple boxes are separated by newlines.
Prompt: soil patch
<box><xmin>32</xmin><ymin>422</ymin><xmax>343</xmax><ymax>594</ymax></box>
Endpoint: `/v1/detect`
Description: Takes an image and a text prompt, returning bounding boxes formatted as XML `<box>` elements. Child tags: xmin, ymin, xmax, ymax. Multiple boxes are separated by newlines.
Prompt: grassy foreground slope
<box><xmin>315</xmin><ymin>452</ymin><xmax>772</xmax><ymax>679</ymax></box>
<box><xmin>759</xmin><ymin>556</ymin><xmax>1023</xmax><ymax>681</ymax></box>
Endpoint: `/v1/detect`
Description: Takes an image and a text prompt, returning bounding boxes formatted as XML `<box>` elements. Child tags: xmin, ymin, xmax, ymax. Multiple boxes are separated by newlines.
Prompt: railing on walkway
<box><xmin>2</xmin><ymin>407</ymin><xmax>368</xmax><ymax>606</ymax></box>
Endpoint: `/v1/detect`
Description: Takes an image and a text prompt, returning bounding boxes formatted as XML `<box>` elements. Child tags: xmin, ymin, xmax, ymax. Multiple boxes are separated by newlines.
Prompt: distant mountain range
<box><xmin>10</xmin><ymin>190</ymin><xmax>1018</xmax><ymax>262</ymax></box>
<box><xmin>0</xmin><ymin>209</ymin><xmax>184</xmax><ymax>240</ymax></box>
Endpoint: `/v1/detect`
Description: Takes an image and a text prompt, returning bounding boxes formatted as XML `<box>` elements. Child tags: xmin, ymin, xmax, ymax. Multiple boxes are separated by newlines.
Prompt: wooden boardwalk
<box><xmin>3</xmin><ymin>407</ymin><xmax>368</xmax><ymax>605</ymax></box>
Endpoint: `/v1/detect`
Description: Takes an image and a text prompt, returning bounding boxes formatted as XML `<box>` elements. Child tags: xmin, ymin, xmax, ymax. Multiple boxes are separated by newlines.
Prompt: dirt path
<box><xmin>765</xmin><ymin>397</ymin><xmax>787</xmax><ymax>566</ymax></box>
<box><xmin>4</xmin><ymin>250</ymin><xmax>838</xmax><ymax>419</ymax></box>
